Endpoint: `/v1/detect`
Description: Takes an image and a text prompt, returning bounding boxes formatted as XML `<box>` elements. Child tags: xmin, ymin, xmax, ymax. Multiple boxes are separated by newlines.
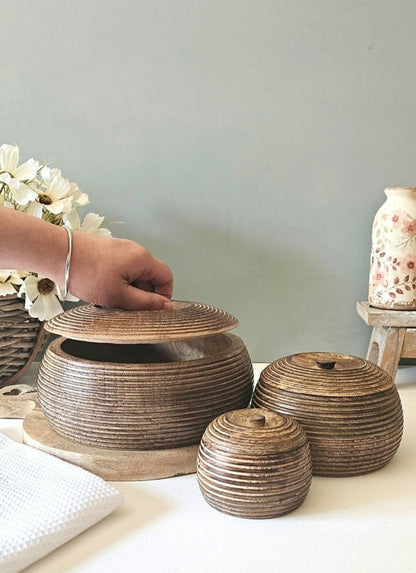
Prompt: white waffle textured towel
<box><xmin>0</xmin><ymin>432</ymin><xmax>123</xmax><ymax>573</ymax></box>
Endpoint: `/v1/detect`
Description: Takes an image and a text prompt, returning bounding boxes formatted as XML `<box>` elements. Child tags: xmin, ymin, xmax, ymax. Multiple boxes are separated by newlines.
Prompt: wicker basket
<box><xmin>0</xmin><ymin>294</ymin><xmax>49</xmax><ymax>388</ymax></box>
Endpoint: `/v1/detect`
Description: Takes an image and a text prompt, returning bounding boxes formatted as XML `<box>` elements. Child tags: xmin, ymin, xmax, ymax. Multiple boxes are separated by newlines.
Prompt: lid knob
<box><xmin>245</xmin><ymin>412</ymin><xmax>266</xmax><ymax>428</ymax></box>
<box><xmin>316</xmin><ymin>359</ymin><xmax>336</xmax><ymax>370</ymax></box>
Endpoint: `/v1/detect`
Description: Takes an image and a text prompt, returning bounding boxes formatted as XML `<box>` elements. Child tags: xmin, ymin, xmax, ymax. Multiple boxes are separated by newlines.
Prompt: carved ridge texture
<box><xmin>37</xmin><ymin>334</ymin><xmax>254</xmax><ymax>450</ymax></box>
<box><xmin>252</xmin><ymin>352</ymin><xmax>404</xmax><ymax>476</ymax></box>
<box><xmin>197</xmin><ymin>408</ymin><xmax>312</xmax><ymax>518</ymax></box>
<box><xmin>45</xmin><ymin>301</ymin><xmax>239</xmax><ymax>343</ymax></box>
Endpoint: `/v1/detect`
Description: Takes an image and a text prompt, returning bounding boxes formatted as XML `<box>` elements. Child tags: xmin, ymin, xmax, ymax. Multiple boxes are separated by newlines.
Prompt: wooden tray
<box><xmin>23</xmin><ymin>408</ymin><xmax>199</xmax><ymax>481</ymax></box>
<box><xmin>0</xmin><ymin>384</ymin><xmax>37</xmax><ymax>418</ymax></box>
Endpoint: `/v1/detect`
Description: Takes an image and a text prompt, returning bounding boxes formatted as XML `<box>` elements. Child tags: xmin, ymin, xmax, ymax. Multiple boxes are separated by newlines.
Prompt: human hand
<box><xmin>68</xmin><ymin>232</ymin><xmax>174</xmax><ymax>310</ymax></box>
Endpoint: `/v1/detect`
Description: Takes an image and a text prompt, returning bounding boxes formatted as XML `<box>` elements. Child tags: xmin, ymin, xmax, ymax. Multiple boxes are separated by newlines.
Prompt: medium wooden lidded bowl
<box><xmin>252</xmin><ymin>352</ymin><xmax>403</xmax><ymax>477</ymax></box>
<box><xmin>197</xmin><ymin>408</ymin><xmax>312</xmax><ymax>519</ymax></box>
<box><xmin>26</xmin><ymin>301</ymin><xmax>254</xmax><ymax>480</ymax></box>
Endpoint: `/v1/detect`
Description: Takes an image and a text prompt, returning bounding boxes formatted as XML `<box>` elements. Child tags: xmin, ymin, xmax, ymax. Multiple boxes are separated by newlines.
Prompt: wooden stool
<box><xmin>356</xmin><ymin>301</ymin><xmax>416</xmax><ymax>381</ymax></box>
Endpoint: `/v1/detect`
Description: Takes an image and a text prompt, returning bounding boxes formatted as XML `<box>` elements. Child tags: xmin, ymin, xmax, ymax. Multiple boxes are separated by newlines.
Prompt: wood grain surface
<box><xmin>252</xmin><ymin>352</ymin><xmax>404</xmax><ymax>477</ymax></box>
<box><xmin>45</xmin><ymin>301</ymin><xmax>239</xmax><ymax>343</ymax></box>
<box><xmin>0</xmin><ymin>384</ymin><xmax>37</xmax><ymax>418</ymax></box>
<box><xmin>23</xmin><ymin>408</ymin><xmax>199</xmax><ymax>480</ymax></box>
<box><xmin>37</xmin><ymin>333</ymin><xmax>254</xmax><ymax>450</ymax></box>
<box><xmin>357</xmin><ymin>301</ymin><xmax>416</xmax><ymax>327</ymax></box>
<box><xmin>197</xmin><ymin>408</ymin><xmax>312</xmax><ymax>519</ymax></box>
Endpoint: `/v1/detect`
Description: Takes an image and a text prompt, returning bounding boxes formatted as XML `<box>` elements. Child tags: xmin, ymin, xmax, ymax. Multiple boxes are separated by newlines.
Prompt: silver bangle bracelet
<box><xmin>58</xmin><ymin>225</ymin><xmax>72</xmax><ymax>301</ymax></box>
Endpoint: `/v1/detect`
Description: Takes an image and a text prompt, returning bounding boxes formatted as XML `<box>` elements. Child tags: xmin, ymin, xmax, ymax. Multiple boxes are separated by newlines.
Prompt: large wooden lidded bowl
<box><xmin>252</xmin><ymin>352</ymin><xmax>403</xmax><ymax>477</ymax></box>
<box><xmin>36</xmin><ymin>301</ymin><xmax>253</xmax><ymax>453</ymax></box>
<box><xmin>197</xmin><ymin>408</ymin><xmax>312</xmax><ymax>519</ymax></box>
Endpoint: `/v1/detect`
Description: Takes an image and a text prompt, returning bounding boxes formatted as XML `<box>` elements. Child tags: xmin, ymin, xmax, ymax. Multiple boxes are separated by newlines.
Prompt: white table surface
<box><xmin>2</xmin><ymin>363</ymin><xmax>416</xmax><ymax>573</ymax></box>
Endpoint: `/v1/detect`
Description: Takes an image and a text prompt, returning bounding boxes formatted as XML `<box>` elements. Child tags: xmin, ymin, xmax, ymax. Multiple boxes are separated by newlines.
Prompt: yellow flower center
<box><xmin>37</xmin><ymin>194</ymin><xmax>53</xmax><ymax>205</ymax></box>
<box><xmin>37</xmin><ymin>278</ymin><xmax>55</xmax><ymax>295</ymax></box>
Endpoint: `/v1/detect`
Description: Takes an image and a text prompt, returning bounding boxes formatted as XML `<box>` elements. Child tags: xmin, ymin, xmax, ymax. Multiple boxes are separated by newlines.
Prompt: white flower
<box><xmin>69</xmin><ymin>181</ymin><xmax>89</xmax><ymax>207</ymax></box>
<box><xmin>39</xmin><ymin>166</ymin><xmax>61</xmax><ymax>184</ymax></box>
<box><xmin>27</xmin><ymin>173</ymin><xmax>73</xmax><ymax>218</ymax></box>
<box><xmin>40</xmin><ymin>166</ymin><xmax>89</xmax><ymax>207</ymax></box>
<box><xmin>0</xmin><ymin>144</ymin><xmax>38</xmax><ymax>205</ymax></box>
<box><xmin>19</xmin><ymin>275</ymin><xmax>63</xmax><ymax>320</ymax></box>
<box><xmin>18</xmin><ymin>275</ymin><xmax>62</xmax><ymax>321</ymax></box>
<box><xmin>64</xmin><ymin>210</ymin><xmax>111</xmax><ymax>236</ymax></box>
<box><xmin>19</xmin><ymin>274</ymin><xmax>79</xmax><ymax>320</ymax></box>
<box><xmin>0</xmin><ymin>269</ymin><xmax>24</xmax><ymax>296</ymax></box>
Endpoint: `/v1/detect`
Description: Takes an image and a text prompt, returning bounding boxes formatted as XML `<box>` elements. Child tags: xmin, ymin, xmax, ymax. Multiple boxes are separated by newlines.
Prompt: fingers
<box><xmin>134</xmin><ymin>256</ymin><xmax>174</xmax><ymax>299</ymax></box>
<box><xmin>120</xmin><ymin>285</ymin><xmax>174</xmax><ymax>311</ymax></box>
<box><xmin>70</xmin><ymin>234</ymin><xmax>175</xmax><ymax>311</ymax></box>
<box><xmin>128</xmin><ymin>257</ymin><xmax>173</xmax><ymax>298</ymax></box>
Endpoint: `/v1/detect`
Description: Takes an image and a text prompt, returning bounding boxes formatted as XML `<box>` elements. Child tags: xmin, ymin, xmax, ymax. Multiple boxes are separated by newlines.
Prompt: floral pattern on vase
<box><xmin>369</xmin><ymin>187</ymin><xmax>416</xmax><ymax>309</ymax></box>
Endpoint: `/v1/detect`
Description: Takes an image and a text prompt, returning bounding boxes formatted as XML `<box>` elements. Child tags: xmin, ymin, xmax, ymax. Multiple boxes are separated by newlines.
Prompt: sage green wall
<box><xmin>2</xmin><ymin>1</ymin><xmax>416</xmax><ymax>361</ymax></box>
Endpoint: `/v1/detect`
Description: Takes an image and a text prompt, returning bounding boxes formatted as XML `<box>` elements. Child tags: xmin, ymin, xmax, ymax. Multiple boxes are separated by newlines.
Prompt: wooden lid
<box><xmin>45</xmin><ymin>300</ymin><xmax>239</xmax><ymax>343</ymax></box>
<box><xmin>201</xmin><ymin>408</ymin><xmax>308</xmax><ymax>455</ymax></box>
<box><xmin>260</xmin><ymin>352</ymin><xmax>393</xmax><ymax>397</ymax></box>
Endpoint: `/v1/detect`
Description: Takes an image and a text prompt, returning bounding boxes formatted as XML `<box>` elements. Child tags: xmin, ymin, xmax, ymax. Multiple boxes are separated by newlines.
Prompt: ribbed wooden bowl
<box><xmin>37</xmin><ymin>333</ymin><xmax>253</xmax><ymax>450</ymax></box>
<box><xmin>197</xmin><ymin>408</ymin><xmax>312</xmax><ymax>519</ymax></box>
<box><xmin>252</xmin><ymin>352</ymin><xmax>404</xmax><ymax>477</ymax></box>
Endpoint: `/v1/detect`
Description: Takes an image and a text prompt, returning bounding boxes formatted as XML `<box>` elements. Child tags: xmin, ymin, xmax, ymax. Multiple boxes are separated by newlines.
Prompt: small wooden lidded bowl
<box><xmin>252</xmin><ymin>352</ymin><xmax>404</xmax><ymax>477</ymax></box>
<box><xmin>197</xmin><ymin>408</ymin><xmax>312</xmax><ymax>519</ymax></box>
<box><xmin>36</xmin><ymin>302</ymin><xmax>254</xmax><ymax>452</ymax></box>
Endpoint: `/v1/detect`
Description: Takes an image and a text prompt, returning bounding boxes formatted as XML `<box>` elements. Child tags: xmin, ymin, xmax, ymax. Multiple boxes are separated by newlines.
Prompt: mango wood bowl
<box><xmin>252</xmin><ymin>352</ymin><xmax>403</xmax><ymax>477</ymax></box>
<box><xmin>36</xmin><ymin>301</ymin><xmax>254</xmax><ymax>451</ymax></box>
<box><xmin>197</xmin><ymin>408</ymin><xmax>312</xmax><ymax>519</ymax></box>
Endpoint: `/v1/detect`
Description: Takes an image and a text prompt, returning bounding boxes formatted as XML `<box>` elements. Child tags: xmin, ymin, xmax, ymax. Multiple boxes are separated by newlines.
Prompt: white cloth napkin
<box><xmin>0</xmin><ymin>433</ymin><xmax>123</xmax><ymax>573</ymax></box>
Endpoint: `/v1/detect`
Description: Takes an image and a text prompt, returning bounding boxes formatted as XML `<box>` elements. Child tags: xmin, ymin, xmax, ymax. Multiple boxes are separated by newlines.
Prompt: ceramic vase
<box><xmin>369</xmin><ymin>187</ymin><xmax>416</xmax><ymax>310</ymax></box>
